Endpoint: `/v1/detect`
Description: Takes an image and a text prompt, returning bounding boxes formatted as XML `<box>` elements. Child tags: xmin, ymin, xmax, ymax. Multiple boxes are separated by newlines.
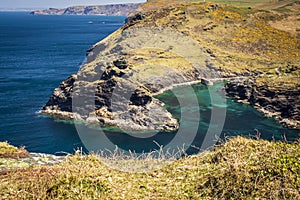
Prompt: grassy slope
<box><xmin>136</xmin><ymin>0</ymin><xmax>300</xmax><ymax>92</ymax></box>
<box><xmin>193</xmin><ymin>0</ymin><xmax>271</xmax><ymax>7</ymax></box>
<box><xmin>190</xmin><ymin>0</ymin><xmax>296</xmax><ymax>8</ymax></box>
<box><xmin>0</xmin><ymin>137</ymin><xmax>299</xmax><ymax>199</ymax></box>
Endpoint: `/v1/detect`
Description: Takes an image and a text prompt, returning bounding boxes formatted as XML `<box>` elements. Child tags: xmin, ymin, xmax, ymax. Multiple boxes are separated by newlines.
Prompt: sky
<box><xmin>0</xmin><ymin>0</ymin><xmax>146</xmax><ymax>10</ymax></box>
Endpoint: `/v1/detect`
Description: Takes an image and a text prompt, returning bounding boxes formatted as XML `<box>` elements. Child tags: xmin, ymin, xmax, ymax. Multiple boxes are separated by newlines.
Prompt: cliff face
<box><xmin>30</xmin><ymin>3</ymin><xmax>141</xmax><ymax>16</ymax></box>
<box><xmin>42</xmin><ymin>0</ymin><xmax>300</xmax><ymax>130</ymax></box>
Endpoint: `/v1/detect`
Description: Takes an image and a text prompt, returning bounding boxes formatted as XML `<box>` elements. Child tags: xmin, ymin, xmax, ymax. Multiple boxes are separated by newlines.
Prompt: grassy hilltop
<box><xmin>0</xmin><ymin>137</ymin><xmax>299</xmax><ymax>199</ymax></box>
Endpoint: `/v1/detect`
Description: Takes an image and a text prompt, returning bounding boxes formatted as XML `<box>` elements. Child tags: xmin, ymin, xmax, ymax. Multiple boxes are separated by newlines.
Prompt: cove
<box><xmin>156</xmin><ymin>82</ymin><xmax>299</xmax><ymax>145</ymax></box>
<box><xmin>70</xmin><ymin>82</ymin><xmax>299</xmax><ymax>155</ymax></box>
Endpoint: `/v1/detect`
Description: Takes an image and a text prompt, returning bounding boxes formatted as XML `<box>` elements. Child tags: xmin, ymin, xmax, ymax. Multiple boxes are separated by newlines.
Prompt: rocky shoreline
<box><xmin>42</xmin><ymin>71</ymin><xmax>300</xmax><ymax>130</ymax></box>
<box><xmin>225</xmin><ymin>78</ymin><xmax>300</xmax><ymax>129</ymax></box>
<box><xmin>0</xmin><ymin>153</ymin><xmax>65</xmax><ymax>170</ymax></box>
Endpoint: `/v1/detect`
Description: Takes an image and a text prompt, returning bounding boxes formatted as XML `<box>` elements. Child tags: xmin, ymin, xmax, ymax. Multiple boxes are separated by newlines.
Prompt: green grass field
<box><xmin>188</xmin><ymin>0</ymin><xmax>297</xmax><ymax>8</ymax></box>
<box><xmin>208</xmin><ymin>0</ymin><xmax>270</xmax><ymax>7</ymax></box>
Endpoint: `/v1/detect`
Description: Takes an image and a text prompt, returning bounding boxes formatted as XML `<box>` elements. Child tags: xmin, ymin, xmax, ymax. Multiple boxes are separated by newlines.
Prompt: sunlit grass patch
<box><xmin>0</xmin><ymin>142</ymin><xmax>29</xmax><ymax>159</ymax></box>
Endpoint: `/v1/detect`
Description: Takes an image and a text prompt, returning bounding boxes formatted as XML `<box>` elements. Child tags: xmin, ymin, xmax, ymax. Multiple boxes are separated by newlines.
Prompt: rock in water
<box><xmin>42</xmin><ymin>11</ymin><xmax>219</xmax><ymax>131</ymax></box>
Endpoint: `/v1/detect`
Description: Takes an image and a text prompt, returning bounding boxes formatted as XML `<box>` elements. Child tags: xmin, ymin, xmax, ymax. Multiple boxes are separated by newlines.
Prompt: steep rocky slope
<box><xmin>30</xmin><ymin>3</ymin><xmax>141</xmax><ymax>16</ymax></box>
<box><xmin>42</xmin><ymin>0</ymin><xmax>300</xmax><ymax>130</ymax></box>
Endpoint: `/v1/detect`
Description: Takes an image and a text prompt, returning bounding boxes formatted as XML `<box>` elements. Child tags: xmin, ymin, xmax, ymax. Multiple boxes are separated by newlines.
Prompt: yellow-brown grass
<box><xmin>0</xmin><ymin>142</ymin><xmax>29</xmax><ymax>158</ymax></box>
<box><xmin>0</xmin><ymin>137</ymin><xmax>299</xmax><ymax>199</ymax></box>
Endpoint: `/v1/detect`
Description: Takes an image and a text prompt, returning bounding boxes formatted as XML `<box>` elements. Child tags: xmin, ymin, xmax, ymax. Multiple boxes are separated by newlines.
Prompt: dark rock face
<box><xmin>124</xmin><ymin>13</ymin><xmax>146</xmax><ymax>28</ymax></box>
<box><xmin>225</xmin><ymin>79</ymin><xmax>253</xmax><ymax>101</ymax></box>
<box><xmin>225</xmin><ymin>79</ymin><xmax>300</xmax><ymax>128</ymax></box>
<box><xmin>30</xmin><ymin>3</ymin><xmax>141</xmax><ymax>16</ymax></box>
<box><xmin>43</xmin><ymin>75</ymin><xmax>76</xmax><ymax>112</ymax></box>
<box><xmin>94</xmin><ymin>79</ymin><xmax>116</xmax><ymax>110</ymax></box>
<box><xmin>130</xmin><ymin>89</ymin><xmax>152</xmax><ymax>106</ymax></box>
<box><xmin>113</xmin><ymin>58</ymin><xmax>128</xmax><ymax>70</ymax></box>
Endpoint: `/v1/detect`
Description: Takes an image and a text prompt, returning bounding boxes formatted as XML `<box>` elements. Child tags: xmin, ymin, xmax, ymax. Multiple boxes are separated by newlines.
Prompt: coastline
<box><xmin>30</xmin><ymin>3</ymin><xmax>141</xmax><ymax>16</ymax></box>
<box><xmin>41</xmin><ymin>76</ymin><xmax>300</xmax><ymax>131</ymax></box>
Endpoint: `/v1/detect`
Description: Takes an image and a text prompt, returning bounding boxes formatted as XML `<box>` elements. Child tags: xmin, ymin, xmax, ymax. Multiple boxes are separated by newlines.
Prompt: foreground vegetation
<box><xmin>0</xmin><ymin>137</ymin><xmax>299</xmax><ymax>199</ymax></box>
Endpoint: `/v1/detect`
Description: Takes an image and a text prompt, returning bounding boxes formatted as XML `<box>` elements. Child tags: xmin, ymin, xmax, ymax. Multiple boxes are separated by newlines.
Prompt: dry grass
<box><xmin>179</xmin><ymin>2</ymin><xmax>299</xmax><ymax>87</ymax></box>
<box><xmin>0</xmin><ymin>137</ymin><xmax>299</xmax><ymax>199</ymax></box>
<box><xmin>255</xmin><ymin>0</ymin><xmax>299</xmax><ymax>10</ymax></box>
<box><xmin>232</xmin><ymin>20</ymin><xmax>299</xmax><ymax>61</ymax></box>
<box><xmin>128</xmin><ymin>48</ymin><xmax>194</xmax><ymax>79</ymax></box>
<box><xmin>0</xmin><ymin>142</ymin><xmax>29</xmax><ymax>159</ymax></box>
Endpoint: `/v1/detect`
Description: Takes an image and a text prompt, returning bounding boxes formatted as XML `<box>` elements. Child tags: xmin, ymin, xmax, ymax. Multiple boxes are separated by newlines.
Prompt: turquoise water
<box><xmin>156</xmin><ymin>83</ymin><xmax>300</xmax><ymax>152</ymax></box>
<box><xmin>0</xmin><ymin>12</ymin><xmax>298</xmax><ymax>155</ymax></box>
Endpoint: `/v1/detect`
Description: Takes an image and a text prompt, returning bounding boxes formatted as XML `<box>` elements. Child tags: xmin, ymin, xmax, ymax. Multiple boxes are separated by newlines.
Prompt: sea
<box><xmin>0</xmin><ymin>12</ymin><xmax>298</xmax><ymax>155</ymax></box>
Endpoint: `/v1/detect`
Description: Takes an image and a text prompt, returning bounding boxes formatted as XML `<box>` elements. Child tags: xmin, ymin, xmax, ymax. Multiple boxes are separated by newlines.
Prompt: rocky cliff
<box><xmin>30</xmin><ymin>3</ymin><xmax>141</xmax><ymax>16</ymax></box>
<box><xmin>42</xmin><ymin>0</ymin><xmax>300</xmax><ymax>130</ymax></box>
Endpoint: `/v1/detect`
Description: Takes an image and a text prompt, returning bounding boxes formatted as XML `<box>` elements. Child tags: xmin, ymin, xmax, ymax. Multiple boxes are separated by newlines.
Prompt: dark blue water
<box><xmin>0</xmin><ymin>12</ymin><xmax>298</xmax><ymax>155</ymax></box>
<box><xmin>0</xmin><ymin>12</ymin><xmax>126</xmax><ymax>153</ymax></box>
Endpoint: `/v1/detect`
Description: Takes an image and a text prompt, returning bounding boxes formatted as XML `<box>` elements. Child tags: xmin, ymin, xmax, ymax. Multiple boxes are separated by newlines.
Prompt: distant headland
<box><xmin>30</xmin><ymin>3</ymin><xmax>141</xmax><ymax>16</ymax></box>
